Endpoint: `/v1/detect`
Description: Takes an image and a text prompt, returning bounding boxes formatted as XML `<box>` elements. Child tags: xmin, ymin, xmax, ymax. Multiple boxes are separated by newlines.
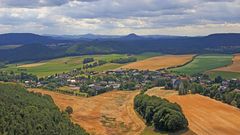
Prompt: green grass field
<box><xmin>170</xmin><ymin>54</ymin><xmax>233</xmax><ymax>75</ymax></box>
<box><xmin>1</xmin><ymin>52</ymin><xmax>161</xmax><ymax>77</ymax></box>
<box><xmin>207</xmin><ymin>71</ymin><xmax>240</xmax><ymax>79</ymax></box>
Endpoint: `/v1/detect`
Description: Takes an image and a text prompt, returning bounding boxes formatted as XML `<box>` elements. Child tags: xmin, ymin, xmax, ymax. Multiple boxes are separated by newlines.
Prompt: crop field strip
<box><xmin>120</xmin><ymin>55</ymin><xmax>194</xmax><ymax>71</ymax></box>
<box><xmin>206</xmin><ymin>54</ymin><xmax>240</xmax><ymax>79</ymax></box>
<box><xmin>29</xmin><ymin>89</ymin><xmax>146</xmax><ymax>135</ymax></box>
<box><xmin>171</xmin><ymin>54</ymin><xmax>233</xmax><ymax>75</ymax></box>
<box><xmin>146</xmin><ymin>87</ymin><xmax>240</xmax><ymax>135</ymax></box>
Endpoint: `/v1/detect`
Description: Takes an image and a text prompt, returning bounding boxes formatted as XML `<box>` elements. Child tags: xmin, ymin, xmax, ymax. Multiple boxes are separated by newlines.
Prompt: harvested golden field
<box><xmin>29</xmin><ymin>89</ymin><xmax>145</xmax><ymax>135</ymax></box>
<box><xmin>146</xmin><ymin>88</ymin><xmax>240</xmax><ymax>135</ymax></box>
<box><xmin>120</xmin><ymin>55</ymin><xmax>194</xmax><ymax>71</ymax></box>
<box><xmin>213</xmin><ymin>54</ymin><xmax>240</xmax><ymax>73</ymax></box>
<box><xmin>18</xmin><ymin>62</ymin><xmax>46</xmax><ymax>68</ymax></box>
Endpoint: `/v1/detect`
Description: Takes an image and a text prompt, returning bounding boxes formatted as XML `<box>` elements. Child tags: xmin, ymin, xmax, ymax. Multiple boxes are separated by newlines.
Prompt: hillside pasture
<box><xmin>171</xmin><ymin>54</ymin><xmax>233</xmax><ymax>75</ymax></box>
<box><xmin>2</xmin><ymin>53</ymin><xmax>161</xmax><ymax>77</ymax></box>
<box><xmin>121</xmin><ymin>55</ymin><xmax>194</xmax><ymax>71</ymax></box>
<box><xmin>29</xmin><ymin>89</ymin><xmax>146</xmax><ymax>135</ymax></box>
<box><xmin>146</xmin><ymin>87</ymin><xmax>240</xmax><ymax>135</ymax></box>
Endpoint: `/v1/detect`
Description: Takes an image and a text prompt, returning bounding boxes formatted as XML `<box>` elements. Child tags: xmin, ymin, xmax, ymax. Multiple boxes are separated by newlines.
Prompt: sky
<box><xmin>0</xmin><ymin>0</ymin><xmax>239</xmax><ymax>36</ymax></box>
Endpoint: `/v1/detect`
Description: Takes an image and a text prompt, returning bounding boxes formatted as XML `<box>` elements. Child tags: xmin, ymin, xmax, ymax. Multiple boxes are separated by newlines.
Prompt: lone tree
<box><xmin>65</xmin><ymin>106</ymin><xmax>73</xmax><ymax>115</ymax></box>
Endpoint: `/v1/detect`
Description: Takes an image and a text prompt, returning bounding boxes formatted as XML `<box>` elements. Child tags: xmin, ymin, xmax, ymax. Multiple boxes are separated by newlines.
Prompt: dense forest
<box><xmin>134</xmin><ymin>94</ymin><xmax>188</xmax><ymax>131</ymax></box>
<box><xmin>0</xmin><ymin>83</ymin><xmax>88</xmax><ymax>135</ymax></box>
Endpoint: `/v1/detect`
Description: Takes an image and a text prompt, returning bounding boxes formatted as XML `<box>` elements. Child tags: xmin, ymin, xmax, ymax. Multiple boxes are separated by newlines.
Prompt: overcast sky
<box><xmin>0</xmin><ymin>0</ymin><xmax>239</xmax><ymax>35</ymax></box>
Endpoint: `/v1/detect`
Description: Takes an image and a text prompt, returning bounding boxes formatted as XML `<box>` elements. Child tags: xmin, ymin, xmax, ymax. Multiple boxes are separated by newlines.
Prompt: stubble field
<box><xmin>121</xmin><ymin>55</ymin><xmax>194</xmax><ymax>71</ymax></box>
<box><xmin>146</xmin><ymin>87</ymin><xmax>240</xmax><ymax>135</ymax></box>
<box><xmin>29</xmin><ymin>89</ymin><xmax>145</xmax><ymax>135</ymax></box>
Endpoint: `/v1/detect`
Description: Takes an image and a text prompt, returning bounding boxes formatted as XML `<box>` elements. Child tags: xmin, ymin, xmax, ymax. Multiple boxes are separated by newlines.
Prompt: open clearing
<box><xmin>2</xmin><ymin>52</ymin><xmax>161</xmax><ymax>77</ymax></box>
<box><xmin>121</xmin><ymin>55</ymin><xmax>194</xmax><ymax>71</ymax></box>
<box><xmin>146</xmin><ymin>87</ymin><xmax>240</xmax><ymax>135</ymax></box>
<box><xmin>29</xmin><ymin>89</ymin><xmax>145</xmax><ymax>135</ymax></box>
<box><xmin>212</xmin><ymin>54</ymin><xmax>240</xmax><ymax>73</ymax></box>
<box><xmin>171</xmin><ymin>54</ymin><xmax>233</xmax><ymax>75</ymax></box>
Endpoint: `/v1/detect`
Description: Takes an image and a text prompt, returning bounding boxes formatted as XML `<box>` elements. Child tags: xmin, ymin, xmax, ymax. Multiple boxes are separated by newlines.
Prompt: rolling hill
<box><xmin>0</xmin><ymin>33</ymin><xmax>240</xmax><ymax>63</ymax></box>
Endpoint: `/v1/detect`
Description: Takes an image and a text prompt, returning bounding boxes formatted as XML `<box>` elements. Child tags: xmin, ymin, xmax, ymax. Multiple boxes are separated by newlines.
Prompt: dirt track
<box><xmin>121</xmin><ymin>55</ymin><xmax>194</xmax><ymax>71</ymax></box>
<box><xmin>213</xmin><ymin>54</ymin><xmax>240</xmax><ymax>73</ymax></box>
<box><xmin>29</xmin><ymin>89</ymin><xmax>145</xmax><ymax>135</ymax></box>
<box><xmin>146</xmin><ymin>88</ymin><xmax>240</xmax><ymax>135</ymax></box>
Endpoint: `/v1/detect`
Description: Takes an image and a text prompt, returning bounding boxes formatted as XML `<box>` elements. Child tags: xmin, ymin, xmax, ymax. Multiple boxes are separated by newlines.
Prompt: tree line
<box><xmin>134</xmin><ymin>94</ymin><xmax>188</xmax><ymax>132</ymax></box>
<box><xmin>110</xmin><ymin>57</ymin><xmax>137</xmax><ymax>64</ymax></box>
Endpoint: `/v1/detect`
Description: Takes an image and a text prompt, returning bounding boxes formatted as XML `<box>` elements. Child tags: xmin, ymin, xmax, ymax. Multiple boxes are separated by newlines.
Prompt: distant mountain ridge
<box><xmin>0</xmin><ymin>32</ymin><xmax>240</xmax><ymax>63</ymax></box>
<box><xmin>1</xmin><ymin>32</ymin><xmax>239</xmax><ymax>46</ymax></box>
<box><xmin>0</xmin><ymin>33</ymin><xmax>61</xmax><ymax>45</ymax></box>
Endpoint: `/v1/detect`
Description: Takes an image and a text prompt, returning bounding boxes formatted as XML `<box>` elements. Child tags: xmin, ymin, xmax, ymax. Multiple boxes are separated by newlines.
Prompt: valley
<box><xmin>1</xmin><ymin>1</ymin><xmax>240</xmax><ymax>135</ymax></box>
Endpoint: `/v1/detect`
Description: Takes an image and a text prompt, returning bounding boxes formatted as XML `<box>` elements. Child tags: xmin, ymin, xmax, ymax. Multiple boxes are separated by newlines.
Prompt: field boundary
<box><xmin>161</xmin><ymin>54</ymin><xmax>197</xmax><ymax>71</ymax></box>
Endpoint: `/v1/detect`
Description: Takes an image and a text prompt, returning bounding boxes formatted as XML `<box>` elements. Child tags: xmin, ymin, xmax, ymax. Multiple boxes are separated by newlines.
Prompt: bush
<box><xmin>65</xmin><ymin>106</ymin><xmax>73</xmax><ymax>115</ymax></box>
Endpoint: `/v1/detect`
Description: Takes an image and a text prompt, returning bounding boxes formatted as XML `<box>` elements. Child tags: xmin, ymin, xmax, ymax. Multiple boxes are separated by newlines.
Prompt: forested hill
<box><xmin>0</xmin><ymin>33</ymin><xmax>239</xmax><ymax>63</ymax></box>
<box><xmin>0</xmin><ymin>83</ymin><xmax>88</xmax><ymax>135</ymax></box>
<box><xmin>0</xmin><ymin>33</ymin><xmax>63</xmax><ymax>45</ymax></box>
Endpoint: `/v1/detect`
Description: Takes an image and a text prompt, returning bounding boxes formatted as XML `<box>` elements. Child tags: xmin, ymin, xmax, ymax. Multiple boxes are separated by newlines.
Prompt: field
<box><xmin>212</xmin><ymin>54</ymin><xmax>240</xmax><ymax>73</ymax></box>
<box><xmin>146</xmin><ymin>87</ymin><xmax>240</xmax><ymax>135</ymax></box>
<box><xmin>2</xmin><ymin>53</ymin><xmax>161</xmax><ymax>77</ymax></box>
<box><xmin>171</xmin><ymin>54</ymin><xmax>233</xmax><ymax>75</ymax></box>
<box><xmin>207</xmin><ymin>71</ymin><xmax>240</xmax><ymax>79</ymax></box>
<box><xmin>121</xmin><ymin>55</ymin><xmax>194</xmax><ymax>71</ymax></box>
<box><xmin>206</xmin><ymin>54</ymin><xmax>240</xmax><ymax>79</ymax></box>
<box><xmin>29</xmin><ymin>89</ymin><xmax>146</xmax><ymax>135</ymax></box>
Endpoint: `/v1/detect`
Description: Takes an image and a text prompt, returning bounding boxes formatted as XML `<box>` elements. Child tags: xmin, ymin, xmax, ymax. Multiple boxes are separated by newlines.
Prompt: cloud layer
<box><xmin>0</xmin><ymin>0</ymin><xmax>239</xmax><ymax>35</ymax></box>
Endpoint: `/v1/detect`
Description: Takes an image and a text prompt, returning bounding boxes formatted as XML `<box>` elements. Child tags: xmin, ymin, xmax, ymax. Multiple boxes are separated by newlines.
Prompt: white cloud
<box><xmin>0</xmin><ymin>0</ymin><xmax>239</xmax><ymax>35</ymax></box>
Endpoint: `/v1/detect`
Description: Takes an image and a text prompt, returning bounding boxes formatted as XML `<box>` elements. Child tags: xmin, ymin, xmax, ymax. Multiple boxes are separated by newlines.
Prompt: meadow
<box><xmin>171</xmin><ymin>54</ymin><xmax>233</xmax><ymax>75</ymax></box>
<box><xmin>1</xmin><ymin>52</ymin><xmax>161</xmax><ymax>77</ymax></box>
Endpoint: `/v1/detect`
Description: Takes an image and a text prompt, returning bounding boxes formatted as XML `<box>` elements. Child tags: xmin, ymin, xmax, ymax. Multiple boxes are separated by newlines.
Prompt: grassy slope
<box><xmin>1</xmin><ymin>52</ymin><xmax>161</xmax><ymax>77</ymax></box>
<box><xmin>170</xmin><ymin>54</ymin><xmax>233</xmax><ymax>75</ymax></box>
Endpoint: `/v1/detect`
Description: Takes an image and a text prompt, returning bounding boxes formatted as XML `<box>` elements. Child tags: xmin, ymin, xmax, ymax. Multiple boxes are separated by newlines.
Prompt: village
<box><xmin>0</xmin><ymin>65</ymin><xmax>239</xmax><ymax>108</ymax></box>
<box><xmin>20</xmin><ymin>67</ymin><xmax>239</xmax><ymax>100</ymax></box>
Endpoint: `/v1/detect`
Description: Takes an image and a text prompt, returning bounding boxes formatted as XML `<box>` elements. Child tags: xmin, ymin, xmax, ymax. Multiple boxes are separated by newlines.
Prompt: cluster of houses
<box><xmin>22</xmin><ymin>68</ymin><xmax>240</xmax><ymax>96</ymax></box>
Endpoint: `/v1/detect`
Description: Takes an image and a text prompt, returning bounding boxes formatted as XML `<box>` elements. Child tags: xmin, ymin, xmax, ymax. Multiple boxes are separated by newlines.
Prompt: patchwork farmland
<box><xmin>121</xmin><ymin>55</ymin><xmax>194</xmax><ymax>71</ymax></box>
<box><xmin>2</xmin><ymin>53</ymin><xmax>160</xmax><ymax>77</ymax></box>
<box><xmin>146</xmin><ymin>87</ymin><xmax>240</xmax><ymax>135</ymax></box>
